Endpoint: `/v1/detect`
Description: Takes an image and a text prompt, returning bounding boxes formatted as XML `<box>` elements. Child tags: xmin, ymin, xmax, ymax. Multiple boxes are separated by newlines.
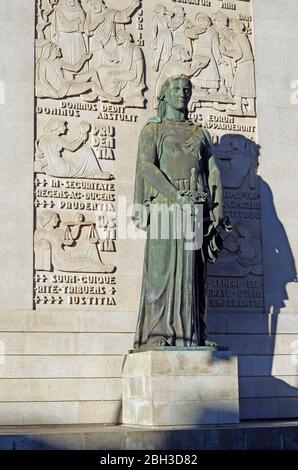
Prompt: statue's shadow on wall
<box><xmin>207</xmin><ymin>134</ymin><xmax>298</xmax><ymax>424</ymax></box>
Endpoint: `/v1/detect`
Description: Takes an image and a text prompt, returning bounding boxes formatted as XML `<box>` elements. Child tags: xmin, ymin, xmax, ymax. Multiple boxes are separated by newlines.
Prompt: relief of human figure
<box><xmin>35</xmin><ymin>42</ymin><xmax>121</xmax><ymax>102</ymax></box>
<box><xmin>96</xmin><ymin>30</ymin><xmax>146</xmax><ymax>108</ymax></box>
<box><xmin>155</xmin><ymin>45</ymin><xmax>209</xmax><ymax>105</ymax></box>
<box><xmin>51</xmin><ymin>0</ymin><xmax>87</xmax><ymax>65</ymax></box>
<box><xmin>224</xmin><ymin>19</ymin><xmax>256</xmax><ymax>116</ymax></box>
<box><xmin>213</xmin><ymin>134</ymin><xmax>259</xmax><ymax>190</ymax></box>
<box><xmin>152</xmin><ymin>4</ymin><xmax>173</xmax><ymax>72</ymax></box>
<box><xmin>34</xmin><ymin>211</ymin><xmax>115</xmax><ymax>273</ymax></box>
<box><xmin>170</xmin><ymin>6</ymin><xmax>193</xmax><ymax>56</ymax></box>
<box><xmin>84</xmin><ymin>0</ymin><xmax>141</xmax><ymax>68</ymax></box>
<box><xmin>36</xmin><ymin>0</ymin><xmax>58</xmax><ymax>39</ymax></box>
<box><xmin>212</xmin><ymin>11</ymin><xmax>234</xmax><ymax>99</ymax></box>
<box><xmin>35</xmin><ymin>118</ymin><xmax>113</xmax><ymax>179</ymax></box>
<box><xmin>186</xmin><ymin>13</ymin><xmax>220</xmax><ymax>94</ymax></box>
<box><xmin>208</xmin><ymin>222</ymin><xmax>262</xmax><ymax>277</ymax></box>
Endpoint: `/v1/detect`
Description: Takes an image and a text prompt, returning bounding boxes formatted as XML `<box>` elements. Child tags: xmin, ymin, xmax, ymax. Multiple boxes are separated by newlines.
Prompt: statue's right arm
<box><xmin>62</xmin><ymin>53</ymin><xmax>92</xmax><ymax>73</ymax></box>
<box><xmin>60</xmin><ymin>136</ymin><xmax>85</xmax><ymax>153</ymax></box>
<box><xmin>138</xmin><ymin>123</ymin><xmax>179</xmax><ymax>204</ymax></box>
<box><xmin>190</xmin><ymin>55</ymin><xmax>210</xmax><ymax>76</ymax></box>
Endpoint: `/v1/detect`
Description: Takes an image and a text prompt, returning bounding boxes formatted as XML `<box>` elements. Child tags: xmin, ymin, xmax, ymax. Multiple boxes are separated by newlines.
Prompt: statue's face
<box><xmin>53</xmin><ymin>44</ymin><xmax>62</xmax><ymax>58</ymax></box>
<box><xmin>213</xmin><ymin>14</ymin><xmax>227</xmax><ymax>30</ymax></box>
<box><xmin>58</xmin><ymin>122</ymin><xmax>67</xmax><ymax>135</ymax></box>
<box><xmin>174</xmin><ymin>7</ymin><xmax>185</xmax><ymax>18</ymax></box>
<box><xmin>47</xmin><ymin>213</ymin><xmax>59</xmax><ymax>230</ymax></box>
<box><xmin>89</xmin><ymin>0</ymin><xmax>102</xmax><ymax>13</ymax></box>
<box><xmin>66</xmin><ymin>0</ymin><xmax>77</xmax><ymax>8</ymax></box>
<box><xmin>165</xmin><ymin>79</ymin><xmax>192</xmax><ymax>112</ymax></box>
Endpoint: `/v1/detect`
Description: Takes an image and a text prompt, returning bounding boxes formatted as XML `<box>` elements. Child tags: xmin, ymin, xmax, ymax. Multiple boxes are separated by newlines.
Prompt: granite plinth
<box><xmin>122</xmin><ymin>350</ymin><xmax>239</xmax><ymax>427</ymax></box>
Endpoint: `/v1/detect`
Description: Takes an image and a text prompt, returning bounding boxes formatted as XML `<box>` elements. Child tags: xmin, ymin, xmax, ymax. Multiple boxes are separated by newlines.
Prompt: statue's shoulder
<box><xmin>140</xmin><ymin>116</ymin><xmax>162</xmax><ymax>134</ymax></box>
<box><xmin>191</xmin><ymin>121</ymin><xmax>211</xmax><ymax>143</ymax></box>
<box><xmin>191</xmin><ymin>121</ymin><xmax>212</xmax><ymax>144</ymax></box>
<box><xmin>144</xmin><ymin>116</ymin><xmax>162</xmax><ymax>126</ymax></box>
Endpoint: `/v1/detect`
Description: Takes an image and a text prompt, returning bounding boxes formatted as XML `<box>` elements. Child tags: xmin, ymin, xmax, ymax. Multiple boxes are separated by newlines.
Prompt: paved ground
<box><xmin>0</xmin><ymin>421</ymin><xmax>297</xmax><ymax>450</ymax></box>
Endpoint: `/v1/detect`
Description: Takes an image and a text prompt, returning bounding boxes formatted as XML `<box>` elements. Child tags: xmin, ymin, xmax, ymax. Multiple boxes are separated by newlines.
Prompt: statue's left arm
<box><xmin>60</xmin><ymin>135</ymin><xmax>86</xmax><ymax>153</ymax></box>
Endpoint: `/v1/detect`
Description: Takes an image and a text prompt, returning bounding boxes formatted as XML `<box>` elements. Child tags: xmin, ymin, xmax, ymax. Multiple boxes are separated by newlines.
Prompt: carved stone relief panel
<box><xmin>34</xmin><ymin>0</ymin><xmax>260</xmax><ymax>312</ymax></box>
<box><xmin>36</xmin><ymin>0</ymin><xmax>146</xmax><ymax>107</ymax></box>
<box><xmin>207</xmin><ymin>133</ymin><xmax>263</xmax><ymax>313</ymax></box>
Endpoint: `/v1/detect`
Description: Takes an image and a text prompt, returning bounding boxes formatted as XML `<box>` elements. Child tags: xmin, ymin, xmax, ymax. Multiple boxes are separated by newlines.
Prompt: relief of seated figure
<box><xmin>34</xmin><ymin>211</ymin><xmax>115</xmax><ymax>273</ymax></box>
<box><xmin>96</xmin><ymin>30</ymin><xmax>146</xmax><ymax>108</ymax></box>
<box><xmin>35</xmin><ymin>118</ymin><xmax>113</xmax><ymax>180</ymax></box>
<box><xmin>36</xmin><ymin>42</ymin><xmax>122</xmax><ymax>102</ymax></box>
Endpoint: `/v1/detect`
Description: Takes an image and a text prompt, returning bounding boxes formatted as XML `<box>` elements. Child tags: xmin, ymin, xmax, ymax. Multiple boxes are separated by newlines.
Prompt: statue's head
<box><xmin>212</xmin><ymin>11</ymin><xmax>229</xmax><ymax>29</ymax></box>
<box><xmin>65</xmin><ymin>0</ymin><xmax>78</xmax><ymax>8</ymax></box>
<box><xmin>116</xmin><ymin>30</ymin><xmax>133</xmax><ymax>45</ymax></box>
<box><xmin>195</xmin><ymin>13</ymin><xmax>212</xmax><ymax>33</ymax></box>
<box><xmin>154</xmin><ymin>4</ymin><xmax>166</xmax><ymax>15</ymax></box>
<box><xmin>37</xmin><ymin>211</ymin><xmax>60</xmax><ymax>231</ymax></box>
<box><xmin>39</xmin><ymin>42</ymin><xmax>61</xmax><ymax>61</ymax></box>
<box><xmin>44</xmin><ymin>118</ymin><xmax>67</xmax><ymax>135</ymax></box>
<box><xmin>87</xmin><ymin>0</ymin><xmax>103</xmax><ymax>13</ymax></box>
<box><xmin>230</xmin><ymin>19</ymin><xmax>245</xmax><ymax>33</ymax></box>
<box><xmin>157</xmin><ymin>75</ymin><xmax>192</xmax><ymax>119</ymax></box>
<box><xmin>173</xmin><ymin>6</ymin><xmax>186</xmax><ymax>18</ymax></box>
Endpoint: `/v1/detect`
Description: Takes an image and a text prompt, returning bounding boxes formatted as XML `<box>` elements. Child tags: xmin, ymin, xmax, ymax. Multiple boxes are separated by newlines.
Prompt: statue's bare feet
<box><xmin>80</xmin><ymin>93</ymin><xmax>98</xmax><ymax>102</ymax></box>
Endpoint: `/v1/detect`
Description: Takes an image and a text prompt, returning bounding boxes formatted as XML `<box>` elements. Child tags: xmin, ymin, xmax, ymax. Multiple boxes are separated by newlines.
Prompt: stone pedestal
<box><xmin>122</xmin><ymin>350</ymin><xmax>239</xmax><ymax>427</ymax></box>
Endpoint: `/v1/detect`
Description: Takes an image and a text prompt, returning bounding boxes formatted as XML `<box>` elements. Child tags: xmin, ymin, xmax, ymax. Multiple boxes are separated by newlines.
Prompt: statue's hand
<box><xmin>177</xmin><ymin>190</ymin><xmax>206</xmax><ymax>204</ymax></box>
<box><xmin>189</xmin><ymin>190</ymin><xmax>208</xmax><ymax>204</ymax></box>
<box><xmin>176</xmin><ymin>191</ymin><xmax>198</xmax><ymax>217</ymax></box>
<box><xmin>80</xmin><ymin>132</ymin><xmax>89</xmax><ymax>144</ymax></box>
<box><xmin>84</xmin><ymin>52</ymin><xmax>93</xmax><ymax>62</ymax></box>
<box><xmin>132</xmin><ymin>0</ymin><xmax>141</xmax><ymax>8</ymax></box>
<box><xmin>210</xmin><ymin>206</ymin><xmax>224</xmax><ymax>229</ymax></box>
<box><xmin>176</xmin><ymin>190</ymin><xmax>194</xmax><ymax>206</ymax></box>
